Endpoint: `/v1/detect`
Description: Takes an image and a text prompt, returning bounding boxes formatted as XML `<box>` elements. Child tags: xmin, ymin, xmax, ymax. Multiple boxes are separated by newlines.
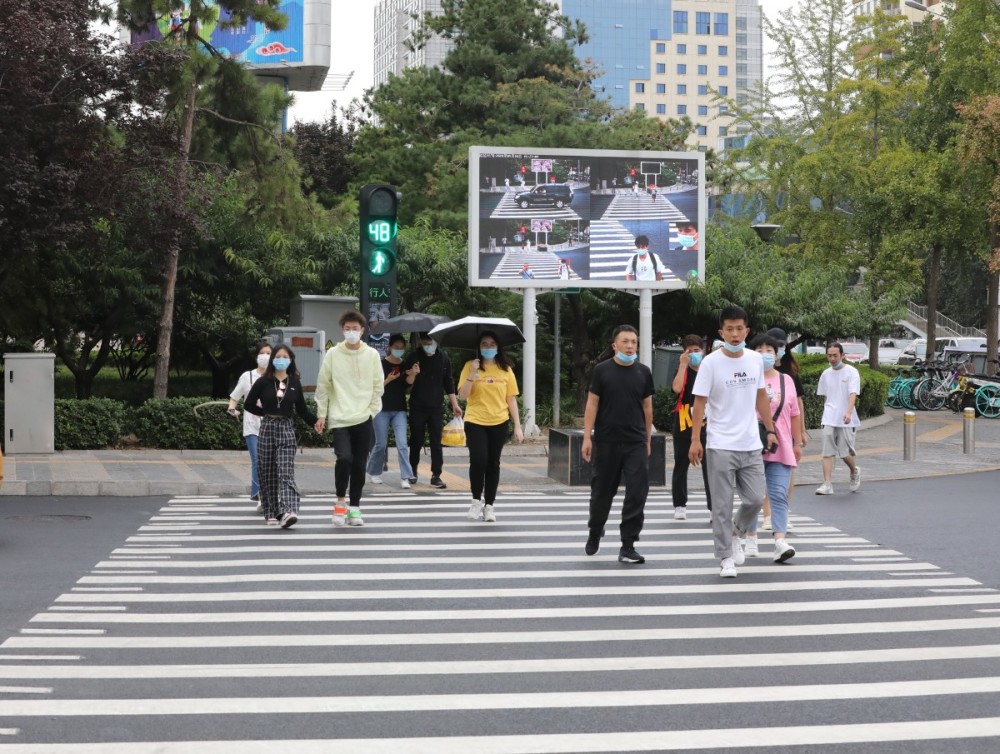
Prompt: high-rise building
<box><xmin>374</xmin><ymin>0</ymin><xmax>451</xmax><ymax>88</ymax></box>
<box><xmin>852</xmin><ymin>0</ymin><xmax>948</xmax><ymax>28</ymax></box>
<box><xmin>560</xmin><ymin>0</ymin><xmax>763</xmax><ymax>150</ymax></box>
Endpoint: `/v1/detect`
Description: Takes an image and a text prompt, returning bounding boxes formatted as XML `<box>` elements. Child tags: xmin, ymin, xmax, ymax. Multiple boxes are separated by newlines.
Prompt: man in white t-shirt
<box><xmin>624</xmin><ymin>234</ymin><xmax>665</xmax><ymax>282</ymax></box>
<box><xmin>815</xmin><ymin>342</ymin><xmax>861</xmax><ymax>495</ymax></box>
<box><xmin>689</xmin><ymin>305</ymin><xmax>778</xmax><ymax>578</ymax></box>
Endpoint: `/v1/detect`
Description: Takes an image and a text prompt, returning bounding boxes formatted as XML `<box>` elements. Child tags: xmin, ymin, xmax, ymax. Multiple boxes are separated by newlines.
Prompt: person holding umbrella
<box><xmin>404</xmin><ymin>334</ymin><xmax>463</xmax><ymax>488</ymax></box>
<box><xmin>457</xmin><ymin>331</ymin><xmax>524</xmax><ymax>522</ymax></box>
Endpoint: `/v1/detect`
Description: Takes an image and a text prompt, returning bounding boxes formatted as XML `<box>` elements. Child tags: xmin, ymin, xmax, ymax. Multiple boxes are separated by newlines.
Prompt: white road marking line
<box><xmin>0</xmin><ymin>656</ymin><xmax>82</xmax><ymax>661</ymax></box>
<box><xmin>0</xmin><ymin>687</ymin><xmax>51</xmax><ymax>694</ymax></box>
<box><xmin>7</xmin><ymin>616</ymin><xmax>1000</xmax><ymax>649</ymax></box>
<box><xmin>26</xmin><ymin>593</ymin><xmax>1000</xmax><ymax>624</ymax></box>
<box><xmin>19</xmin><ymin>630</ymin><xmax>105</xmax><ymax>636</ymax></box>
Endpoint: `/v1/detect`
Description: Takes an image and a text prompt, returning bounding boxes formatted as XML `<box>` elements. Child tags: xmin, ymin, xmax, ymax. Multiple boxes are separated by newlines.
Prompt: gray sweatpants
<box><xmin>706</xmin><ymin>449</ymin><xmax>767</xmax><ymax>559</ymax></box>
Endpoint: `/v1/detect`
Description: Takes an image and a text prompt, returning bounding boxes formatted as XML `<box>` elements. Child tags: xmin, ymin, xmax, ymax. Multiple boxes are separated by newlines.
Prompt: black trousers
<box><xmin>466</xmin><ymin>421</ymin><xmax>508</xmax><ymax>504</ymax></box>
<box><xmin>409</xmin><ymin>404</ymin><xmax>443</xmax><ymax>477</ymax></box>
<box><xmin>587</xmin><ymin>440</ymin><xmax>649</xmax><ymax>546</ymax></box>
<box><xmin>333</xmin><ymin>419</ymin><xmax>373</xmax><ymax>507</ymax></box>
<box><xmin>671</xmin><ymin>425</ymin><xmax>712</xmax><ymax>511</ymax></box>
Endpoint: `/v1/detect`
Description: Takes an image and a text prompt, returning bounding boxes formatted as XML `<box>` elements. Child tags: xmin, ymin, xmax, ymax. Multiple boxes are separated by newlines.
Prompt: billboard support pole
<box><xmin>553</xmin><ymin>293</ymin><xmax>561</xmax><ymax>428</ymax></box>
<box><xmin>639</xmin><ymin>288</ymin><xmax>653</xmax><ymax>368</ymax></box>
<box><xmin>522</xmin><ymin>287</ymin><xmax>540</xmax><ymax>437</ymax></box>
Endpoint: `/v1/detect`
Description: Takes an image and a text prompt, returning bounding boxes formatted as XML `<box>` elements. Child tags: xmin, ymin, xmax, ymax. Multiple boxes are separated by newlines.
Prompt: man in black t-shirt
<box><xmin>581</xmin><ymin>325</ymin><xmax>655</xmax><ymax>564</ymax></box>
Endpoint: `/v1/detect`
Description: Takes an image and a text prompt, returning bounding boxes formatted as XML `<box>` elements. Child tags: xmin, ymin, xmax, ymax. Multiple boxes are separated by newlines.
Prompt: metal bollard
<box><xmin>903</xmin><ymin>411</ymin><xmax>917</xmax><ymax>460</ymax></box>
<box><xmin>964</xmin><ymin>407</ymin><xmax>976</xmax><ymax>454</ymax></box>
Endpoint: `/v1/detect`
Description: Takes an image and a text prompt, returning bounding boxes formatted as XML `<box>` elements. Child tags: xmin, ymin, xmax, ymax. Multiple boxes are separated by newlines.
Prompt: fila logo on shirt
<box><xmin>724</xmin><ymin>370</ymin><xmax>756</xmax><ymax>388</ymax></box>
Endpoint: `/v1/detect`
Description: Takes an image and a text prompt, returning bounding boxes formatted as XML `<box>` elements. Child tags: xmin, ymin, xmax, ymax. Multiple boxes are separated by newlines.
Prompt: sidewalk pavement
<box><xmin>2</xmin><ymin>408</ymin><xmax>999</xmax><ymax>497</ymax></box>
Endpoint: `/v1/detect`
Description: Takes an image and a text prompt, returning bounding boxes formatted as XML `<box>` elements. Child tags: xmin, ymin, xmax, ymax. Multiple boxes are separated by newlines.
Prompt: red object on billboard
<box><xmin>630</xmin><ymin>168</ymin><xmax>636</xmax><ymax>176</ymax></box>
<box><xmin>520</xmin><ymin>166</ymin><xmax>527</xmax><ymax>174</ymax></box>
<box><xmin>520</xmin><ymin>225</ymin><xmax>527</xmax><ymax>234</ymax></box>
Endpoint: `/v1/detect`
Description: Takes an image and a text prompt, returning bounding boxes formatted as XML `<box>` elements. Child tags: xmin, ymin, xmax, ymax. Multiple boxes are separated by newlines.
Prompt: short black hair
<box><xmin>750</xmin><ymin>334</ymin><xmax>782</xmax><ymax>352</ymax></box>
<box><xmin>719</xmin><ymin>305</ymin><xmax>749</xmax><ymax>326</ymax></box>
<box><xmin>681</xmin><ymin>334</ymin><xmax>704</xmax><ymax>349</ymax></box>
<box><xmin>612</xmin><ymin>324</ymin><xmax>638</xmax><ymax>341</ymax></box>
<box><xmin>827</xmin><ymin>341</ymin><xmax>844</xmax><ymax>355</ymax></box>
<box><xmin>634</xmin><ymin>234</ymin><xmax>650</xmax><ymax>248</ymax></box>
<box><xmin>388</xmin><ymin>334</ymin><xmax>406</xmax><ymax>347</ymax></box>
<box><xmin>339</xmin><ymin>310</ymin><xmax>367</xmax><ymax>328</ymax></box>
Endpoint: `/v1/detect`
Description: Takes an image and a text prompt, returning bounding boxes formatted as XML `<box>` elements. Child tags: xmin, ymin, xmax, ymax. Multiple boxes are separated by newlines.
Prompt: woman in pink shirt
<box><xmin>746</xmin><ymin>335</ymin><xmax>802</xmax><ymax>562</ymax></box>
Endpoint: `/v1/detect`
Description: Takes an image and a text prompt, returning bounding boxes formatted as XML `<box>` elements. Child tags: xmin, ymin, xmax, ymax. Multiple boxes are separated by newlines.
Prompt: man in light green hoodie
<box><xmin>314</xmin><ymin>311</ymin><xmax>384</xmax><ymax>526</ymax></box>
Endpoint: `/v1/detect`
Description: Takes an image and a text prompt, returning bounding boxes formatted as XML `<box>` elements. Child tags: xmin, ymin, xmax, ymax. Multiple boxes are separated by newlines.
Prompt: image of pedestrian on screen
<box><xmin>243</xmin><ymin>344</ymin><xmax>317</xmax><ymax>529</ymax></box>
<box><xmin>457</xmin><ymin>332</ymin><xmax>524</xmax><ymax>523</ymax></box>
<box><xmin>581</xmin><ymin>325</ymin><xmax>655</xmax><ymax>565</ymax></box>
<box><xmin>227</xmin><ymin>340</ymin><xmax>271</xmax><ymax>513</ymax></box>
<box><xmin>624</xmin><ymin>235</ymin><xmax>665</xmax><ymax>282</ymax></box>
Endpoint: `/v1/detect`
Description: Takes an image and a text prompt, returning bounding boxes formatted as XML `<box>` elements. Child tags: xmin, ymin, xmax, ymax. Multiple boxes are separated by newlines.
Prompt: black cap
<box><xmin>766</xmin><ymin>327</ymin><xmax>787</xmax><ymax>343</ymax></box>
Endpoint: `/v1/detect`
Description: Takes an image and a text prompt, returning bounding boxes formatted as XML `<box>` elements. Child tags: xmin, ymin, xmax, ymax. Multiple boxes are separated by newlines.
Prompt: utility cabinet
<box><xmin>4</xmin><ymin>353</ymin><xmax>56</xmax><ymax>454</ymax></box>
<box><xmin>265</xmin><ymin>327</ymin><xmax>326</xmax><ymax>397</ymax></box>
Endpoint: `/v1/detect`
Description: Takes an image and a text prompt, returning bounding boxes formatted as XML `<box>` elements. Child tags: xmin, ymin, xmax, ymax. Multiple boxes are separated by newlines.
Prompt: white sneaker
<box><xmin>744</xmin><ymin>535</ymin><xmax>759</xmax><ymax>557</ymax></box>
<box><xmin>369</xmin><ymin>475</ymin><xmax>383</xmax><ymax>485</ymax></box>
<box><xmin>815</xmin><ymin>482</ymin><xmax>834</xmax><ymax>495</ymax></box>
<box><xmin>467</xmin><ymin>500</ymin><xmax>485</xmax><ymax>521</ymax></box>
<box><xmin>787</xmin><ymin>519</ymin><xmax>794</xmax><ymax>530</ymax></box>
<box><xmin>255</xmin><ymin>500</ymin><xmax>264</xmax><ymax>515</ymax></box>
<box><xmin>731</xmin><ymin>536</ymin><xmax>746</xmax><ymax>566</ymax></box>
<box><xmin>761</xmin><ymin>515</ymin><xmax>772</xmax><ymax>531</ymax></box>
<box><xmin>674</xmin><ymin>507</ymin><xmax>687</xmax><ymax>520</ymax></box>
<box><xmin>400</xmin><ymin>479</ymin><xmax>411</xmax><ymax>489</ymax></box>
<box><xmin>849</xmin><ymin>467</ymin><xmax>862</xmax><ymax>493</ymax></box>
<box><xmin>720</xmin><ymin>557</ymin><xmax>738</xmax><ymax>578</ymax></box>
<box><xmin>773</xmin><ymin>538</ymin><xmax>796</xmax><ymax>563</ymax></box>
<box><xmin>347</xmin><ymin>509</ymin><xmax>365</xmax><ymax>527</ymax></box>
<box><xmin>331</xmin><ymin>505</ymin><xmax>347</xmax><ymax>526</ymax></box>
<box><xmin>483</xmin><ymin>504</ymin><xmax>496</xmax><ymax>522</ymax></box>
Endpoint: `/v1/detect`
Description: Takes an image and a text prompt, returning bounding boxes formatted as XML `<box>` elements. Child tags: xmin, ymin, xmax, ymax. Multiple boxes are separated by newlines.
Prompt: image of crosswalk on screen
<box><xmin>469</xmin><ymin>146</ymin><xmax>705</xmax><ymax>290</ymax></box>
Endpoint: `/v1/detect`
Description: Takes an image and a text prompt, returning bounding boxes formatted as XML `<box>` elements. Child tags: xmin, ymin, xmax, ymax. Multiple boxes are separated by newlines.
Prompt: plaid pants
<box><xmin>257</xmin><ymin>416</ymin><xmax>300</xmax><ymax>519</ymax></box>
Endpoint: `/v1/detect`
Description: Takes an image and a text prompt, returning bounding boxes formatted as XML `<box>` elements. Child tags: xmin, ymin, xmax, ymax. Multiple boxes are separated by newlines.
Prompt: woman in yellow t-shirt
<box><xmin>457</xmin><ymin>332</ymin><xmax>524</xmax><ymax>522</ymax></box>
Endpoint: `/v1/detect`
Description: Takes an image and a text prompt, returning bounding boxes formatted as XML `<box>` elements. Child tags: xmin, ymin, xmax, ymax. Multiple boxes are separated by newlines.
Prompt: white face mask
<box><xmin>343</xmin><ymin>330</ymin><xmax>362</xmax><ymax>345</ymax></box>
<box><xmin>256</xmin><ymin>354</ymin><xmax>270</xmax><ymax>369</ymax></box>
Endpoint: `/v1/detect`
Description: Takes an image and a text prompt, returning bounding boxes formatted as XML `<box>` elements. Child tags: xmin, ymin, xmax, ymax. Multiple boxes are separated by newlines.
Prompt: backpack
<box><xmin>629</xmin><ymin>252</ymin><xmax>662</xmax><ymax>279</ymax></box>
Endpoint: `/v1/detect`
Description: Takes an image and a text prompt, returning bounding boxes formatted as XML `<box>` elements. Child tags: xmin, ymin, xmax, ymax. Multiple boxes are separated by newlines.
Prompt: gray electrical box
<box><xmin>4</xmin><ymin>353</ymin><xmax>56</xmax><ymax>454</ymax></box>
<box><xmin>652</xmin><ymin>345</ymin><xmax>683</xmax><ymax>390</ymax></box>
<box><xmin>289</xmin><ymin>295</ymin><xmax>358</xmax><ymax>350</ymax></box>
<box><xmin>265</xmin><ymin>327</ymin><xmax>326</xmax><ymax>397</ymax></box>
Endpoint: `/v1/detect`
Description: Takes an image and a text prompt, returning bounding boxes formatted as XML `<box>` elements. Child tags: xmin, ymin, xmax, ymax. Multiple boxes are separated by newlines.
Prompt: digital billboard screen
<box><xmin>469</xmin><ymin>146</ymin><xmax>705</xmax><ymax>290</ymax></box>
<box><xmin>130</xmin><ymin>1</ymin><xmax>304</xmax><ymax>66</ymax></box>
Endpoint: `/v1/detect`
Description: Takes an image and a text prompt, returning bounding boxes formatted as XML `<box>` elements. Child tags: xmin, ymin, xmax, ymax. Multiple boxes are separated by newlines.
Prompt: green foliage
<box><xmin>54</xmin><ymin>370</ymin><xmax>213</xmax><ymax>406</ymax></box>
<box><xmin>653</xmin><ymin>387</ymin><xmax>676</xmax><ymax>434</ymax></box>
<box><xmin>54</xmin><ymin>399</ymin><xmax>130</xmax><ymax>451</ymax></box>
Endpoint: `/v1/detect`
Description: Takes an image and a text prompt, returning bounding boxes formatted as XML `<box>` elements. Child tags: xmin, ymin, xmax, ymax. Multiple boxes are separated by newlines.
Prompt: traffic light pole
<box><xmin>359</xmin><ymin>184</ymin><xmax>399</xmax><ymax>356</ymax></box>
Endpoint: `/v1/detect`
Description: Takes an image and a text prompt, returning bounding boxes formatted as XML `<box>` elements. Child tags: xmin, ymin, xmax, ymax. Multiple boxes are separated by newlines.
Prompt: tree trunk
<box><xmin>152</xmin><ymin>80</ymin><xmax>198</xmax><ymax>400</ymax></box>
<box><xmin>566</xmin><ymin>295</ymin><xmax>594</xmax><ymax>414</ymax></box>
<box><xmin>925</xmin><ymin>243</ymin><xmax>942</xmax><ymax>361</ymax></box>
<box><xmin>987</xmin><ymin>223</ymin><xmax>1000</xmax><ymax>377</ymax></box>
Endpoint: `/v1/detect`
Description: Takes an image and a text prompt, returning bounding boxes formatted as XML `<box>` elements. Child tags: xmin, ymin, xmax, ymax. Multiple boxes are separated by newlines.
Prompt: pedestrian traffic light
<box><xmin>360</xmin><ymin>184</ymin><xmax>398</xmax><ymax>277</ymax></box>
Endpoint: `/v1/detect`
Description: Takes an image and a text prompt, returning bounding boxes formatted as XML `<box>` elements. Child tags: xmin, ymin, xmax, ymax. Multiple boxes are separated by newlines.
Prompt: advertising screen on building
<box><xmin>130</xmin><ymin>1</ymin><xmax>304</xmax><ymax>66</ymax></box>
<box><xmin>469</xmin><ymin>146</ymin><xmax>705</xmax><ymax>290</ymax></box>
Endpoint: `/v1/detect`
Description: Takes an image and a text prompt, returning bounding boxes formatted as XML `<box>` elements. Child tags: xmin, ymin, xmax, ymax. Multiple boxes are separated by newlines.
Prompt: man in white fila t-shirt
<box><xmin>689</xmin><ymin>305</ymin><xmax>778</xmax><ymax>579</ymax></box>
<box><xmin>624</xmin><ymin>234</ymin><xmax>666</xmax><ymax>282</ymax></box>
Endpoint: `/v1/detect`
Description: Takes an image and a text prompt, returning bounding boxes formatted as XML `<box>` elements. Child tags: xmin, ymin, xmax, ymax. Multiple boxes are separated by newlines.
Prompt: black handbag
<box><xmin>758</xmin><ymin>373</ymin><xmax>785</xmax><ymax>453</ymax></box>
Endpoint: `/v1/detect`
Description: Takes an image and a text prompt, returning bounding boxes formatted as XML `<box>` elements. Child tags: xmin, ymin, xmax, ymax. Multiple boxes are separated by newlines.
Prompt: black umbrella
<box><xmin>428</xmin><ymin>316</ymin><xmax>526</xmax><ymax>350</ymax></box>
<box><xmin>369</xmin><ymin>312</ymin><xmax>451</xmax><ymax>335</ymax></box>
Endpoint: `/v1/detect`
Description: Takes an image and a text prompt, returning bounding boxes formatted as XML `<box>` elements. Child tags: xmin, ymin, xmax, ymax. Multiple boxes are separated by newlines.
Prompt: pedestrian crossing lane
<box><xmin>2</xmin><ymin>491</ymin><xmax>1000</xmax><ymax>751</ymax></box>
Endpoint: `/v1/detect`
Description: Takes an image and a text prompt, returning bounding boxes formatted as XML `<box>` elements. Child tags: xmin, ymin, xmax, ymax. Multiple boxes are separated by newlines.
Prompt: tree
<box><xmin>116</xmin><ymin>0</ymin><xmax>295</xmax><ymax>398</ymax></box>
<box><xmin>290</xmin><ymin>111</ymin><xmax>359</xmax><ymax>209</ymax></box>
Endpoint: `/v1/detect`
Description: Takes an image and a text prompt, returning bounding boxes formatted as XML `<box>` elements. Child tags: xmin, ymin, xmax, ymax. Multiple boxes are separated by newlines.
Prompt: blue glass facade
<box><xmin>562</xmin><ymin>0</ymin><xmax>672</xmax><ymax>110</ymax></box>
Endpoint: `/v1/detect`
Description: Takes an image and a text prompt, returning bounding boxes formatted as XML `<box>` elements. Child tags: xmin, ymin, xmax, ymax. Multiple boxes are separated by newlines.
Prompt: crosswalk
<box><xmin>597</xmin><ymin>190</ymin><xmax>690</xmax><ymax>223</ymax></box>
<box><xmin>486</xmin><ymin>250</ymin><xmax>583</xmax><ymax>281</ymax></box>
<box><xmin>3</xmin><ymin>490</ymin><xmax>1000</xmax><ymax>751</ymax></box>
<box><xmin>589</xmin><ymin>219</ymin><xmax>682</xmax><ymax>281</ymax></box>
<box><xmin>489</xmin><ymin>190</ymin><xmax>583</xmax><ymax>220</ymax></box>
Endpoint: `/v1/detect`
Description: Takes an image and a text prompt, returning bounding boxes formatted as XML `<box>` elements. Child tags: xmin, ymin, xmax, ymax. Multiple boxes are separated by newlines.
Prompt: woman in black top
<box><xmin>244</xmin><ymin>344</ymin><xmax>317</xmax><ymax>529</ymax></box>
<box><xmin>366</xmin><ymin>334</ymin><xmax>415</xmax><ymax>489</ymax></box>
<box><xmin>671</xmin><ymin>334</ymin><xmax>712</xmax><ymax>518</ymax></box>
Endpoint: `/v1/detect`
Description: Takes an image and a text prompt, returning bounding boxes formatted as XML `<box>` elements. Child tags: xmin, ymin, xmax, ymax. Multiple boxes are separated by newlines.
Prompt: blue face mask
<box><xmin>761</xmin><ymin>353</ymin><xmax>776</xmax><ymax>370</ymax></box>
<box><xmin>390</xmin><ymin>349</ymin><xmax>405</xmax><ymax>359</ymax></box>
<box><xmin>616</xmin><ymin>351</ymin><xmax>638</xmax><ymax>364</ymax></box>
<box><xmin>480</xmin><ymin>348</ymin><xmax>498</xmax><ymax>360</ymax></box>
<box><xmin>722</xmin><ymin>341</ymin><xmax>745</xmax><ymax>353</ymax></box>
<box><xmin>831</xmin><ymin>358</ymin><xmax>843</xmax><ymax>369</ymax></box>
<box><xmin>272</xmin><ymin>357</ymin><xmax>291</xmax><ymax>372</ymax></box>
<box><xmin>689</xmin><ymin>352</ymin><xmax>703</xmax><ymax>367</ymax></box>
<box><xmin>776</xmin><ymin>348</ymin><xmax>786</xmax><ymax>360</ymax></box>
<box><xmin>422</xmin><ymin>343</ymin><xmax>437</xmax><ymax>355</ymax></box>
<box><xmin>678</xmin><ymin>233</ymin><xmax>696</xmax><ymax>248</ymax></box>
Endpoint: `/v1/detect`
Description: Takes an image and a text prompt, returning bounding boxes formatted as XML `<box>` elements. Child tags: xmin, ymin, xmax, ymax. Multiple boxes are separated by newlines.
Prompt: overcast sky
<box><xmin>287</xmin><ymin>0</ymin><xmax>802</xmax><ymax>125</ymax></box>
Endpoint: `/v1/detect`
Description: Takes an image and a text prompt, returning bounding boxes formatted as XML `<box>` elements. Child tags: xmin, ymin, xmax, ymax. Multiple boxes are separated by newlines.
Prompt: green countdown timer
<box><xmin>367</xmin><ymin>219</ymin><xmax>397</xmax><ymax>244</ymax></box>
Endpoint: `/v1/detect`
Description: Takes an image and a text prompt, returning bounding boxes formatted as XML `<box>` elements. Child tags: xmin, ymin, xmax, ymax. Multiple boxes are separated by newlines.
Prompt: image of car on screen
<box><xmin>513</xmin><ymin>184</ymin><xmax>574</xmax><ymax>209</ymax></box>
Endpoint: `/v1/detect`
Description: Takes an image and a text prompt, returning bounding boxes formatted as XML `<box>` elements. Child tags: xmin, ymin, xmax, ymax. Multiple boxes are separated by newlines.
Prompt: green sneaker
<box><xmin>347</xmin><ymin>509</ymin><xmax>365</xmax><ymax>527</ymax></box>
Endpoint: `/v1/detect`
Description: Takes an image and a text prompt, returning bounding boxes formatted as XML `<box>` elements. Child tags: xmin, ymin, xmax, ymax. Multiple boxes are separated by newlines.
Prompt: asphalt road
<box><xmin>1</xmin><ymin>479</ymin><xmax>1000</xmax><ymax>752</ymax></box>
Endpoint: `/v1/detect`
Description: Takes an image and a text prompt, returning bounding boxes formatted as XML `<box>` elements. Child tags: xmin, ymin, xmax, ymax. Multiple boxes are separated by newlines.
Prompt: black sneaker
<box><xmin>618</xmin><ymin>546</ymin><xmax>645</xmax><ymax>564</ymax></box>
<box><xmin>430</xmin><ymin>476</ymin><xmax>447</xmax><ymax>489</ymax></box>
<box><xmin>407</xmin><ymin>477</ymin><xmax>417</xmax><ymax>485</ymax></box>
<box><xmin>585</xmin><ymin>531</ymin><xmax>601</xmax><ymax>556</ymax></box>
